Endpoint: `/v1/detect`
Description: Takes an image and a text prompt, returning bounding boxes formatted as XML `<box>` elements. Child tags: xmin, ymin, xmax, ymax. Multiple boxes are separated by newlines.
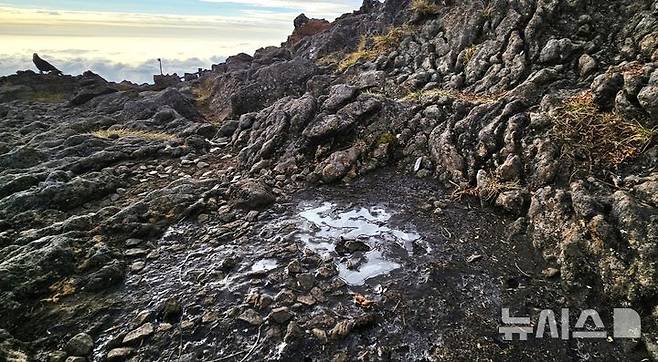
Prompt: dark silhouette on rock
<box><xmin>32</xmin><ymin>53</ymin><xmax>63</xmax><ymax>75</ymax></box>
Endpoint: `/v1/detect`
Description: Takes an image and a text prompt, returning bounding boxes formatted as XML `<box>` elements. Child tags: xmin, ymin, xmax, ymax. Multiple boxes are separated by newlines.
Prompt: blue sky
<box><xmin>0</xmin><ymin>0</ymin><xmax>362</xmax><ymax>82</ymax></box>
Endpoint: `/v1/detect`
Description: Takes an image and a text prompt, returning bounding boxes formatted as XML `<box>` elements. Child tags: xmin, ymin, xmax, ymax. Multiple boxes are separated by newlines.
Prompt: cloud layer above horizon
<box><xmin>0</xmin><ymin>0</ymin><xmax>362</xmax><ymax>83</ymax></box>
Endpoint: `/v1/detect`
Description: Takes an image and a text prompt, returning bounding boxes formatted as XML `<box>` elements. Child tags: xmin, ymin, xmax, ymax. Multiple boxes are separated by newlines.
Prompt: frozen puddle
<box><xmin>251</xmin><ymin>258</ymin><xmax>279</xmax><ymax>272</ymax></box>
<box><xmin>297</xmin><ymin>201</ymin><xmax>422</xmax><ymax>285</ymax></box>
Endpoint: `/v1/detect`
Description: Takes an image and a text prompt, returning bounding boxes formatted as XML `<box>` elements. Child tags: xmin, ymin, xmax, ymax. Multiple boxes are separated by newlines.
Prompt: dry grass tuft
<box><xmin>44</xmin><ymin>279</ymin><xmax>76</xmax><ymax>303</ymax></box>
<box><xmin>462</xmin><ymin>45</ymin><xmax>478</xmax><ymax>65</ymax></box>
<box><xmin>481</xmin><ymin>3</ymin><xmax>496</xmax><ymax>20</ymax></box>
<box><xmin>550</xmin><ymin>92</ymin><xmax>656</xmax><ymax>170</ymax></box>
<box><xmin>31</xmin><ymin>91</ymin><xmax>67</xmax><ymax>103</ymax></box>
<box><xmin>478</xmin><ymin>179</ymin><xmax>521</xmax><ymax>201</ymax></box>
<box><xmin>451</xmin><ymin>178</ymin><xmax>520</xmax><ymax>202</ymax></box>
<box><xmin>402</xmin><ymin>88</ymin><xmax>507</xmax><ymax>104</ymax></box>
<box><xmin>194</xmin><ymin>77</ymin><xmax>214</xmax><ymax>101</ymax></box>
<box><xmin>92</xmin><ymin>128</ymin><xmax>177</xmax><ymax>142</ymax></box>
<box><xmin>338</xmin><ymin>26</ymin><xmax>413</xmax><ymax>71</ymax></box>
<box><xmin>411</xmin><ymin>0</ymin><xmax>440</xmax><ymax>16</ymax></box>
<box><xmin>316</xmin><ymin>52</ymin><xmax>344</xmax><ymax>67</ymax></box>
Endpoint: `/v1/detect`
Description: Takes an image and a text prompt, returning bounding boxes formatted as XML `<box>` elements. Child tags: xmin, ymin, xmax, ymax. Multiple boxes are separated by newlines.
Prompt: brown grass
<box><xmin>31</xmin><ymin>91</ymin><xmax>67</xmax><ymax>103</ymax></box>
<box><xmin>451</xmin><ymin>178</ymin><xmax>521</xmax><ymax>202</ymax></box>
<box><xmin>44</xmin><ymin>279</ymin><xmax>76</xmax><ymax>303</ymax></box>
<box><xmin>462</xmin><ymin>45</ymin><xmax>478</xmax><ymax>65</ymax></box>
<box><xmin>481</xmin><ymin>3</ymin><xmax>496</xmax><ymax>20</ymax></box>
<box><xmin>92</xmin><ymin>128</ymin><xmax>177</xmax><ymax>142</ymax></box>
<box><xmin>478</xmin><ymin>179</ymin><xmax>521</xmax><ymax>201</ymax></box>
<box><xmin>411</xmin><ymin>0</ymin><xmax>440</xmax><ymax>16</ymax></box>
<box><xmin>316</xmin><ymin>52</ymin><xmax>343</xmax><ymax>66</ymax></box>
<box><xmin>550</xmin><ymin>92</ymin><xmax>656</xmax><ymax>170</ymax></box>
<box><xmin>338</xmin><ymin>26</ymin><xmax>413</xmax><ymax>71</ymax></box>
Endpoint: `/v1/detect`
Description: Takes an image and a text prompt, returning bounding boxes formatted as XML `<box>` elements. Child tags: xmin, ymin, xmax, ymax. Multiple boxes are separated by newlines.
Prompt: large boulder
<box><xmin>229</xmin><ymin>179</ymin><xmax>275</xmax><ymax>209</ymax></box>
<box><xmin>207</xmin><ymin>57</ymin><xmax>318</xmax><ymax>121</ymax></box>
<box><xmin>0</xmin><ymin>236</ymin><xmax>75</xmax><ymax>314</ymax></box>
<box><xmin>69</xmin><ymin>71</ymin><xmax>117</xmax><ymax>106</ymax></box>
<box><xmin>122</xmin><ymin>88</ymin><xmax>200</xmax><ymax>121</ymax></box>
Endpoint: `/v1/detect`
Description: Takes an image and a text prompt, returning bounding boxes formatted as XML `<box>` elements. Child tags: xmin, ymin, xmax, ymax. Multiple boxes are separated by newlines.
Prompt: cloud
<box><xmin>200</xmin><ymin>0</ymin><xmax>358</xmax><ymax>19</ymax></box>
<box><xmin>0</xmin><ymin>6</ymin><xmax>295</xmax><ymax>67</ymax></box>
<box><xmin>0</xmin><ymin>53</ymin><xmax>226</xmax><ymax>84</ymax></box>
<box><xmin>0</xmin><ymin>1</ymin><xmax>363</xmax><ymax>82</ymax></box>
<box><xmin>0</xmin><ymin>5</ymin><xmax>297</xmax><ymax>29</ymax></box>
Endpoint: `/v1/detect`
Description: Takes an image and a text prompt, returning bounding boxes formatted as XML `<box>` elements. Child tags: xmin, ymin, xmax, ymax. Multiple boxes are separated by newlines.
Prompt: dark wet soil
<box><xmin>16</xmin><ymin>169</ymin><xmax>650</xmax><ymax>361</ymax></box>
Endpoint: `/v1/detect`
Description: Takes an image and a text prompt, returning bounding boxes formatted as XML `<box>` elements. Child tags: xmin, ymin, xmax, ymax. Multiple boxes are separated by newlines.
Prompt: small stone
<box><xmin>344</xmin><ymin>240</ymin><xmax>371</xmax><ymax>253</ymax></box>
<box><xmin>229</xmin><ymin>178</ymin><xmax>275</xmax><ymax>209</ymax></box>
<box><xmin>268</xmin><ymin>307</ymin><xmax>293</xmax><ymax>324</ymax></box>
<box><xmin>284</xmin><ymin>321</ymin><xmax>303</xmax><ymax>342</ymax></box>
<box><xmin>197</xmin><ymin>214</ymin><xmax>209</xmax><ymax>223</ymax></box>
<box><xmin>124</xmin><ymin>238</ymin><xmax>142</xmax><ymax>247</ymax></box>
<box><xmin>296</xmin><ymin>273</ymin><xmax>315</xmax><ymax>290</ymax></box>
<box><xmin>578</xmin><ymin>54</ymin><xmax>597</xmax><ymax>76</ymax></box>
<box><xmin>258</xmin><ymin>294</ymin><xmax>274</xmax><ymax>309</ymax></box>
<box><xmin>130</xmin><ymin>261</ymin><xmax>145</xmax><ymax>272</ymax></box>
<box><xmin>543</xmin><ymin>268</ymin><xmax>560</xmax><ymax>278</ymax></box>
<box><xmin>135</xmin><ymin>310</ymin><xmax>152</xmax><ymax>325</ymax></box>
<box><xmin>310</xmin><ymin>287</ymin><xmax>326</xmax><ymax>303</ymax></box>
<box><xmin>197</xmin><ymin>161</ymin><xmax>210</xmax><ymax>168</ymax></box>
<box><xmin>157</xmin><ymin>323</ymin><xmax>173</xmax><ymax>332</ymax></box>
<box><xmin>123</xmin><ymin>323</ymin><xmax>154</xmax><ymax>344</ymax></box>
<box><xmin>237</xmin><ymin>309</ymin><xmax>263</xmax><ymax>325</ymax></box>
<box><xmin>466</xmin><ymin>254</ymin><xmax>482</xmax><ymax>263</ymax></box>
<box><xmin>265</xmin><ymin>326</ymin><xmax>282</xmax><ymax>340</ymax></box>
<box><xmin>107</xmin><ymin>347</ymin><xmax>135</xmax><ymax>361</ymax></box>
<box><xmin>65</xmin><ymin>333</ymin><xmax>93</xmax><ymax>356</ymax></box>
<box><xmin>414</xmin><ymin>157</ymin><xmax>423</xmax><ymax>173</ymax></box>
<box><xmin>311</xmin><ymin>328</ymin><xmax>328</xmax><ymax>343</ymax></box>
<box><xmin>180</xmin><ymin>320</ymin><xmax>195</xmax><ymax>330</ymax></box>
<box><xmin>286</xmin><ymin>260</ymin><xmax>302</xmax><ymax>274</ymax></box>
<box><xmin>124</xmin><ymin>248</ymin><xmax>148</xmax><ymax>257</ymax></box>
<box><xmin>202</xmin><ymin>311</ymin><xmax>220</xmax><ymax>323</ymax></box>
<box><xmin>495</xmin><ymin>190</ymin><xmax>527</xmax><ymax>215</ymax></box>
<box><xmin>65</xmin><ymin>357</ymin><xmax>86</xmax><ymax>362</ymax></box>
<box><xmin>315</xmin><ymin>266</ymin><xmax>336</xmax><ymax>278</ymax></box>
<box><xmin>297</xmin><ymin>295</ymin><xmax>316</xmax><ymax>306</ymax></box>
<box><xmin>274</xmin><ymin>289</ymin><xmax>296</xmax><ymax>304</ymax></box>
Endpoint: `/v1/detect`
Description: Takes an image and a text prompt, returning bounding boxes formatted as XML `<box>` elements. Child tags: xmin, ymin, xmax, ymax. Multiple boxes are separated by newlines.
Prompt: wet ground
<box><xmin>17</xmin><ymin>169</ymin><xmax>650</xmax><ymax>361</ymax></box>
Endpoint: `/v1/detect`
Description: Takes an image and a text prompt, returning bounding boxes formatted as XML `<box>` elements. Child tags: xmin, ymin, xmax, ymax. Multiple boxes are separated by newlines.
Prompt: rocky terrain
<box><xmin>1</xmin><ymin>0</ymin><xmax>657</xmax><ymax>361</ymax></box>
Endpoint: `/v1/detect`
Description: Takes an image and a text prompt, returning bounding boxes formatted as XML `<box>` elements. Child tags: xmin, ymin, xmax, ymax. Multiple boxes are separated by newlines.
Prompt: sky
<box><xmin>0</xmin><ymin>0</ymin><xmax>362</xmax><ymax>83</ymax></box>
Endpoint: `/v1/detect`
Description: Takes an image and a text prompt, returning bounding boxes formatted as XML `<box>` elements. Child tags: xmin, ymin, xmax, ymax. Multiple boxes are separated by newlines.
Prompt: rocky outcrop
<box><xmin>203</xmin><ymin>0</ymin><xmax>658</xmax><ymax>309</ymax></box>
<box><xmin>203</xmin><ymin>56</ymin><xmax>319</xmax><ymax>122</ymax></box>
<box><xmin>286</xmin><ymin>14</ymin><xmax>332</xmax><ymax>47</ymax></box>
<box><xmin>1</xmin><ymin>0</ymin><xmax>657</xmax><ymax>360</ymax></box>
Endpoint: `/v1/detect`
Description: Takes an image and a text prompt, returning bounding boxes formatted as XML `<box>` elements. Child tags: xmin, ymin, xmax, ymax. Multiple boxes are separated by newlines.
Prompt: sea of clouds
<box><xmin>0</xmin><ymin>54</ymin><xmax>227</xmax><ymax>84</ymax></box>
